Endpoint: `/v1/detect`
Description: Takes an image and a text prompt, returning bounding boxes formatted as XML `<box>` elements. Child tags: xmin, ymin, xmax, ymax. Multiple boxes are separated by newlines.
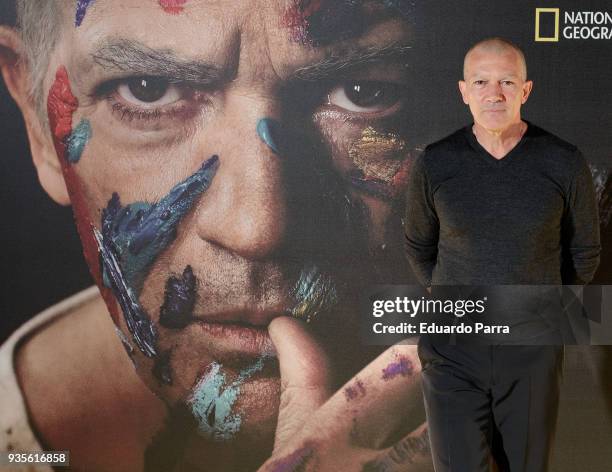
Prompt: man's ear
<box><xmin>0</xmin><ymin>26</ymin><xmax>70</xmax><ymax>206</ymax></box>
<box><xmin>521</xmin><ymin>80</ymin><xmax>533</xmax><ymax>105</ymax></box>
<box><xmin>458</xmin><ymin>80</ymin><xmax>468</xmax><ymax>105</ymax></box>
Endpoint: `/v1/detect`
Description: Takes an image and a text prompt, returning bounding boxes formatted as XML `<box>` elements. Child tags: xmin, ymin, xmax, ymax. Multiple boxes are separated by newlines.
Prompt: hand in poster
<box><xmin>258</xmin><ymin>317</ymin><xmax>433</xmax><ymax>472</ymax></box>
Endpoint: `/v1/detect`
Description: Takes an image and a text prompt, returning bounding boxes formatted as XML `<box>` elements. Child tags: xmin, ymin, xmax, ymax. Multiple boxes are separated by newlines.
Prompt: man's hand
<box><xmin>257</xmin><ymin>317</ymin><xmax>433</xmax><ymax>472</ymax></box>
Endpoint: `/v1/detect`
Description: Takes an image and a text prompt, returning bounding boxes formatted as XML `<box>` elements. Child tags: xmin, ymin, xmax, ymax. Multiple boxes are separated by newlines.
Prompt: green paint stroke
<box><xmin>66</xmin><ymin>118</ymin><xmax>92</xmax><ymax>163</ymax></box>
<box><xmin>188</xmin><ymin>357</ymin><xmax>267</xmax><ymax>440</ymax></box>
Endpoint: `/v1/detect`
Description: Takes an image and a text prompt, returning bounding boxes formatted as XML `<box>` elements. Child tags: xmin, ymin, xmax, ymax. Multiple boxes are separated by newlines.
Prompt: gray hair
<box><xmin>16</xmin><ymin>0</ymin><xmax>64</xmax><ymax>126</ymax></box>
<box><xmin>463</xmin><ymin>37</ymin><xmax>528</xmax><ymax>81</ymax></box>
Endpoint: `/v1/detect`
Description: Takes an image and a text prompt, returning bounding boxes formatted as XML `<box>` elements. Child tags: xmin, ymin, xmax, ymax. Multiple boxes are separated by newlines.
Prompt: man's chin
<box><xmin>141</xmin><ymin>374</ymin><xmax>279</xmax><ymax>471</ymax></box>
<box><xmin>135</xmin><ymin>352</ymin><xmax>281</xmax><ymax>441</ymax></box>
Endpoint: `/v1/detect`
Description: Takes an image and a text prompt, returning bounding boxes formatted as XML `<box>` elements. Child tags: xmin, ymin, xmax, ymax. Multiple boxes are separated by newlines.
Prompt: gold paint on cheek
<box><xmin>348</xmin><ymin>126</ymin><xmax>408</xmax><ymax>182</ymax></box>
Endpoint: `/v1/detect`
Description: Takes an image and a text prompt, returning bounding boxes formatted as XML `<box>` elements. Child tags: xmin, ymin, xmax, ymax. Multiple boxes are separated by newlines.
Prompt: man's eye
<box><xmin>474</xmin><ymin>80</ymin><xmax>485</xmax><ymax>86</ymax></box>
<box><xmin>327</xmin><ymin>81</ymin><xmax>403</xmax><ymax>112</ymax></box>
<box><xmin>117</xmin><ymin>77</ymin><xmax>182</xmax><ymax>106</ymax></box>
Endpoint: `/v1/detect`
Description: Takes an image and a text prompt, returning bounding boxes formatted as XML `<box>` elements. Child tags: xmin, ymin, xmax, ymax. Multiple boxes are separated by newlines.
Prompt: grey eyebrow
<box><xmin>290</xmin><ymin>43</ymin><xmax>413</xmax><ymax>81</ymax></box>
<box><xmin>91</xmin><ymin>39</ymin><xmax>229</xmax><ymax>84</ymax></box>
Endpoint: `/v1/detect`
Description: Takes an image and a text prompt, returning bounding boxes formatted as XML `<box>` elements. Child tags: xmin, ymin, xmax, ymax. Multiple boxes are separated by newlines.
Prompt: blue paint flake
<box><xmin>188</xmin><ymin>357</ymin><xmax>268</xmax><ymax>440</ymax></box>
<box><xmin>75</xmin><ymin>0</ymin><xmax>95</xmax><ymax>27</ymax></box>
<box><xmin>256</xmin><ymin>118</ymin><xmax>284</xmax><ymax>155</ymax></box>
<box><xmin>66</xmin><ymin>119</ymin><xmax>92</xmax><ymax>163</ymax></box>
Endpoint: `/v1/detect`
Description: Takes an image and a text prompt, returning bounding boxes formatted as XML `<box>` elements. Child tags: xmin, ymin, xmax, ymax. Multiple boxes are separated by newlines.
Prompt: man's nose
<box><xmin>194</xmin><ymin>93</ymin><xmax>288</xmax><ymax>260</ymax></box>
<box><xmin>485</xmin><ymin>82</ymin><xmax>505</xmax><ymax>102</ymax></box>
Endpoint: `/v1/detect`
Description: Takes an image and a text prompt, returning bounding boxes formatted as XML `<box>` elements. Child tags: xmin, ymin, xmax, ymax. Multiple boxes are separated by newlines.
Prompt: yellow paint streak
<box><xmin>348</xmin><ymin>127</ymin><xmax>407</xmax><ymax>182</ymax></box>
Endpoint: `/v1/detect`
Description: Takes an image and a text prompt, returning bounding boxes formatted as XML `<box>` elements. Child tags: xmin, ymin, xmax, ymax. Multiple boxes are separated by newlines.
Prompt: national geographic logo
<box><xmin>535</xmin><ymin>8</ymin><xmax>612</xmax><ymax>41</ymax></box>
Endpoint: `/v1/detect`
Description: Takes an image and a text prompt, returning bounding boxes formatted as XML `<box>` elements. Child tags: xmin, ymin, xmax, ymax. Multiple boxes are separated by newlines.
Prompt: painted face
<box><xmin>459</xmin><ymin>48</ymin><xmax>532</xmax><ymax>132</ymax></box>
<box><xmin>47</xmin><ymin>0</ymin><xmax>419</xmax><ymax>450</ymax></box>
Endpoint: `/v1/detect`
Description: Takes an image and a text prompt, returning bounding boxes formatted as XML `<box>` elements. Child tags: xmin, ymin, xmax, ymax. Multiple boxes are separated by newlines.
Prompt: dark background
<box><xmin>0</xmin><ymin>1</ymin><xmax>92</xmax><ymax>342</ymax></box>
<box><xmin>412</xmin><ymin>1</ymin><xmax>612</xmax><ymax>167</ymax></box>
<box><xmin>1</xmin><ymin>0</ymin><xmax>611</xmax><ymax>341</ymax></box>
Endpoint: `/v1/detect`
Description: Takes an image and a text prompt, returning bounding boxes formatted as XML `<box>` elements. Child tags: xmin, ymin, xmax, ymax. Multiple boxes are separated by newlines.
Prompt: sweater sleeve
<box><xmin>561</xmin><ymin>150</ymin><xmax>601</xmax><ymax>284</ymax></box>
<box><xmin>404</xmin><ymin>152</ymin><xmax>439</xmax><ymax>286</ymax></box>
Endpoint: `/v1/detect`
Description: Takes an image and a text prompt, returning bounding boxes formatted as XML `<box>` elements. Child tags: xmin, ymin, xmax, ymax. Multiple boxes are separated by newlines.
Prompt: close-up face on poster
<box><xmin>0</xmin><ymin>1</ymin><xmax>610</xmax><ymax>471</ymax></box>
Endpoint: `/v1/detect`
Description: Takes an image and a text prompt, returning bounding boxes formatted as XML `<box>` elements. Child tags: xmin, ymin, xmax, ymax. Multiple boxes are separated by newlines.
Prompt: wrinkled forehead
<box><xmin>56</xmin><ymin>0</ymin><xmax>414</xmax><ymax>80</ymax></box>
<box><xmin>463</xmin><ymin>47</ymin><xmax>526</xmax><ymax>80</ymax></box>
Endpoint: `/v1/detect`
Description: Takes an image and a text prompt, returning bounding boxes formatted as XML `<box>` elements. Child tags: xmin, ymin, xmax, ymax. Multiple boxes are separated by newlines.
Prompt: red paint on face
<box><xmin>282</xmin><ymin>0</ymin><xmax>324</xmax><ymax>43</ymax></box>
<box><xmin>47</xmin><ymin>66</ymin><xmax>120</xmax><ymax>324</ymax></box>
<box><xmin>159</xmin><ymin>0</ymin><xmax>187</xmax><ymax>14</ymax></box>
<box><xmin>47</xmin><ymin>66</ymin><xmax>78</xmax><ymax>160</ymax></box>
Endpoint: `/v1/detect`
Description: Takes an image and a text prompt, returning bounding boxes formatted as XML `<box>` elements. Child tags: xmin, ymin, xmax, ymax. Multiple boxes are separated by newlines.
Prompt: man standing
<box><xmin>405</xmin><ymin>38</ymin><xmax>600</xmax><ymax>471</ymax></box>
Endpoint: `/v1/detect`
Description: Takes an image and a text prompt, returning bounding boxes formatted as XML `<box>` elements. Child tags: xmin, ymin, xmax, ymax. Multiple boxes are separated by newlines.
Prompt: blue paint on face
<box><xmin>290</xmin><ymin>263</ymin><xmax>338</xmax><ymax>322</ymax></box>
<box><xmin>96</xmin><ymin>155</ymin><xmax>219</xmax><ymax>357</ymax></box>
<box><xmin>159</xmin><ymin>266</ymin><xmax>197</xmax><ymax>329</ymax></box>
<box><xmin>95</xmin><ymin>228</ymin><xmax>158</xmax><ymax>357</ymax></box>
<box><xmin>102</xmin><ymin>155</ymin><xmax>219</xmax><ymax>292</ymax></box>
<box><xmin>188</xmin><ymin>357</ymin><xmax>268</xmax><ymax>440</ymax></box>
<box><xmin>256</xmin><ymin>118</ymin><xmax>284</xmax><ymax>155</ymax></box>
<box><xmin>75</xmin><ymin>0</ymin><xmax>95</xmax><ymax>27</ymax></box>
<box><xmin>94</xmin><ymin>228</ymin><xmax>157</xmax><ymax>357</ymax></box>
<box><xmin>66</xmin><ymin>119</ymin><xmax>92</xmax><ymax>163</ymax></box>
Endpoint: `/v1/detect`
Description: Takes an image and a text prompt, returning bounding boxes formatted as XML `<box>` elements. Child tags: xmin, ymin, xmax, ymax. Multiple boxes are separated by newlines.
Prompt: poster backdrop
<box><xmin>0</xmin><ymin>1</ymin><xmax>611</xmax><ymax>471</ymax></box>
<box><xmin>2</xmin><ymin>0</ymin><xmax>612</xmax><ymax>337</ymax></box>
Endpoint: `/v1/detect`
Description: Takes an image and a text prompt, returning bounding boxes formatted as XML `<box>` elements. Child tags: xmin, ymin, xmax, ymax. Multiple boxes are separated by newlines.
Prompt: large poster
<box><xmin>0</xmin><ymin>1</ymin><xmax>610</xmax><ymax>471</ymax></box>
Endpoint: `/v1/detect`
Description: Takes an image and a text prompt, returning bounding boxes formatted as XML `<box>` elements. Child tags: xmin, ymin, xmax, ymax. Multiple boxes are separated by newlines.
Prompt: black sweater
<box><xmin>404</xmin><ymin>123</ymin><xmax>601</xmax><ymax>286</ymax></box>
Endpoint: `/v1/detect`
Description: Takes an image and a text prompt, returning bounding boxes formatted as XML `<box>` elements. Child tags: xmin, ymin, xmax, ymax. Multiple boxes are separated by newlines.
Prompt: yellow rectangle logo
<box><xmin>535</xmin><ymin>8</ymin><xmax>560</xmax><ymax>42</ymax></box>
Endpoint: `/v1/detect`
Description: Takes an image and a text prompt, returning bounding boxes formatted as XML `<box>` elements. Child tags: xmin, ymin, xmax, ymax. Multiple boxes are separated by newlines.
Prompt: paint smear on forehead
<box><xmin>188</xmin><ymin>357</ymin><xmax>268</xmax><ymax>440</ymax></box>
<box><xmin>159</xmin><ymin>0</ymin><xmax>188</xmax><ymax>14</ymax></box>
<box><xmin>75</xmin><ymin>0</ymin><xmax>95</xmax><ymax>27</ymax></box>
<box><xmin>47</xmin><ymin>67</ymin><xmax>119</xmax><ymax>323</ymax></box>
<box><xmin>282</xmin><ymin>0</ymin><xmax>365</xmax><ymax>46</ymax></box>
<box><xmin>282</xmin><ymin>0</ymin><xmax>415</xmax><ymax>46</ymax></box>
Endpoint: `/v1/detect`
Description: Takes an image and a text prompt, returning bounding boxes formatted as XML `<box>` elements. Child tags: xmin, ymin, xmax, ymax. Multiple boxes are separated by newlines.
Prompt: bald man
<box><xmin>405</xmin><ymin>38</ymin><xmax>600</xmax><ymax>471</ymax></box>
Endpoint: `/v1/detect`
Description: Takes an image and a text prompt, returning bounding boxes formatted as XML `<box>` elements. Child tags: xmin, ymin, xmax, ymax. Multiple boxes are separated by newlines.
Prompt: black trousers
<box><xmin>418</xmin><ymin>336</ymin><xmax>564</xmax><ymax>472</ymax></box>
